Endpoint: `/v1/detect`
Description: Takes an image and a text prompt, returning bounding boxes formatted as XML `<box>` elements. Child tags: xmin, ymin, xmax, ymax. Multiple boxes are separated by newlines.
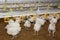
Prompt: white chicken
<box><xmin>33</xmin><ymin>17</ymin><xmax>46</xmax><ymax>35</ymax></box>
<box><xmin>34</xmin><ymin>23</ymin><xmax>41</xmax><ymax>35</ymax></box>
<box><xmin>48</xmin><ymin>23</ymin><xmax>56</xmax><ymax>37</ymax></box>
<box><xmin>24</xmin><ymin>20</ymin><xmax>31</xmax><ymax>30</ymax></box>
<box><xmin>5</xmin><ymin>19</ymin><xmax>21</xmax><ymax>40</ymax></box>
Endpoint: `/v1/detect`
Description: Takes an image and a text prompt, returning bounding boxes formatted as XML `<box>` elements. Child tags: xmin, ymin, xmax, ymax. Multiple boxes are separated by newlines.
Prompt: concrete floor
<box><xmin>0</xmin><ymin>18</ymin><xmax>60</xmax><ymax>40</ymax></box>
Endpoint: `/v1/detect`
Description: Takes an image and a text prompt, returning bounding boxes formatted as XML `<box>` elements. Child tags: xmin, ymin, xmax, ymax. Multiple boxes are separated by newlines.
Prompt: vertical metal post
<box><xmin>37</xmin><ymin>1</ymin><xmax>40</xmax><ymax>12</ymax></box>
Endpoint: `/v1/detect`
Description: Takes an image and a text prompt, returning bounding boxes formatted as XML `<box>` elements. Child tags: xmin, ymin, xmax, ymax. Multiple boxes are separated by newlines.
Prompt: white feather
<box><xmin>24</xmin><ymin>20</ymin><xmax>31</xmax><ymax>28</ymax></box>
<box><xmin>28</xmin><ymin>17</ymin><xmax>34</xmax><ymax>22</ymax></box>
<box><xmin>34</xmin><ymin>23</ymin><xmax>41</xmax><ymax>32</ymax></box>
<box><xmin>5</xmin><ymin>19</ymin><xmax>21</xmax><ymax>36</ymax></box>
<box><xmin>50</xmin><ymin>18</ymin><xmax>57</xmax><ymax>24</ymax></box>
<box><xmin>48</xmin><ymin>23</ymin><xmax>56</xmax><ymax>31</ymax></box>
<box><xmin>36</xmin><ymin>18</ymin><xmax>46</xmax><ymax>25</ymax></box>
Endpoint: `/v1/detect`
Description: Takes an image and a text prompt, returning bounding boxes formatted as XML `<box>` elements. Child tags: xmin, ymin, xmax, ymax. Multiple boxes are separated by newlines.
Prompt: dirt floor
<box><xmin>0</xmin><ymin>18</ymin><xmax>60</xmax><ymax>40</ymax></box>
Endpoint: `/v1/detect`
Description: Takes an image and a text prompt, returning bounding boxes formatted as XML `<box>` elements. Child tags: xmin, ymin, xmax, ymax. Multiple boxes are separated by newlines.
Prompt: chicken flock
<box><xmin>5</xmin><ymin>13</ymin><xmax>60</xmax><ymax>40</ymax></box>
